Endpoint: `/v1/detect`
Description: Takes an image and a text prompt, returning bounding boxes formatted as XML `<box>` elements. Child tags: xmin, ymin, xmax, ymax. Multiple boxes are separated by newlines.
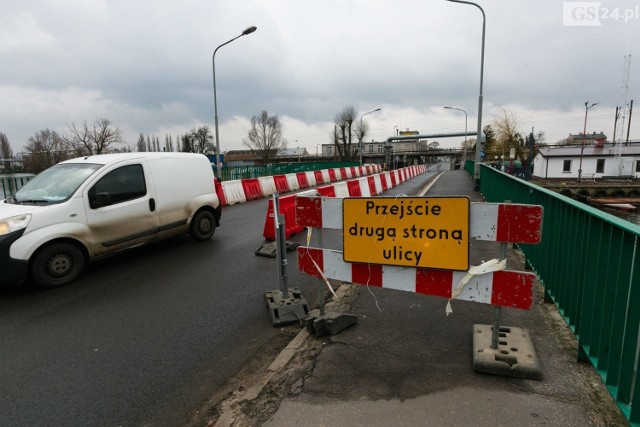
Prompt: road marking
<box><xmin>418</xmin><ymin>171</ymin><xmax>445</xmax><ymax>196</ymax></box>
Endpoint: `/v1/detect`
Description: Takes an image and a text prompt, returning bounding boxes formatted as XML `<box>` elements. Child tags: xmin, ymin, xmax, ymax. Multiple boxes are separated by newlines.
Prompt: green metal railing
<box><xmin>217</xmin><ymin>161</ymin><xmax>360</xmax><ymax>181</ymax></box>
<box><xmin>1</xmin><ymin>173</ymin><xmax>35</xmax><ymax>199</ymax></box>
<box><xmin>475</xmin><ymin>162</ymin><xmax>640</xmax><ymax>425</ymax></box>
<box><xmin>464</xmin><ymin>159</ymin><xmax>474</xmax><ymax>176</ymax></box>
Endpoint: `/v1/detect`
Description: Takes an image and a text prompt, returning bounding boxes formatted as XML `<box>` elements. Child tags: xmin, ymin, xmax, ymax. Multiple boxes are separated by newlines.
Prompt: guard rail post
<box><xmin>264</xmin><ymin>193</ymin><xmax>309</xmax><ymax>326</ymax></box>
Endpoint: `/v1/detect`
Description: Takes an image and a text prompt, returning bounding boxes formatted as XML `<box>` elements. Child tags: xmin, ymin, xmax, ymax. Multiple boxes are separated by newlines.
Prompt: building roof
<box><xmin>225</xmin><ymin>150</ymin><xmax>260</xmax><ymax>161</ymax></box>
<box><xmin>536</xmin><ymin>144</ymin><xmax>640</xmax><ymax>158</ymax></box>
<box><xmin>567</xmin><ymin>132</ymin><xmax>607</xmax><ymax>141</ymax></box>
<box><xmin>276</xmin><ymin>148</ymin><xmax>308</xmax><ymax>157</ymax></box>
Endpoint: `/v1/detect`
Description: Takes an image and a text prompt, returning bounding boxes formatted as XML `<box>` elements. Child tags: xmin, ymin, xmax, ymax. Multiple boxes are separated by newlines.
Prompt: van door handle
<box><xmin>149</xmin><ymin>198</ymin><xmax>156</xmax><ymax>212</ymax></box>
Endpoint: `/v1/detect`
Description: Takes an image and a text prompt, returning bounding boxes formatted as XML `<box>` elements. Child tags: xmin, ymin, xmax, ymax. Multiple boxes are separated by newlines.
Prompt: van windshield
<box><xmin>10</xmin><ymin>163</ymin><xmax>103</xmax><ymax>205</ymax></box>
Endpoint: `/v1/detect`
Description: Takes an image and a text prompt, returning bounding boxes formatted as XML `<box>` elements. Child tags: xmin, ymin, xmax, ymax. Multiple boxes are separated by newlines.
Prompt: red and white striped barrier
<box><xmin>320</xmin><ymin>169</ymin><xmax>331</xmax><ymax>184</ymax></box>
<box><xmin>294</xmin><ymin>195</ymin><xmax>543</xmax><ymax>244</ymax></box>
<box><xmin>221</xmin><ymin>180</ymin><xmax>246</xmax><ymax>205</ymax></box>
<box><xmin>219</xmin><ymin>164</ymin><xmax>414</xmax><ymax>208</ymax></box>
<box><xmin>260</xmin><ymin>165</ymin><xmax>431</xmax><ymax>240</ymax></box>
<box><xmin>259</xmin><ymin>176</ymin><xmax>277</xmax><ymax>197</ymax></box>
<box><xmin>372</xmin><ymin>174</ymin><xmax>383</xmax><ymax>195</ymax></box>
<box><xmin>294</xmin><ymin>190</ymin><xmax>543</xmax><ymax>310</ymax></box>
<box><xmin>305</xmin><ymin>171</ymin><xmax>317</xmax><ymax>188</ymax></box>
<box><xmin>285</xmin><ymin>173</ymin><xmax>300</xmax><ymax>192</ymax></box>
<box><xmin>298</xmin><ymin>247</ymin><xmax>535</xmax><ymax>309</ymax></box>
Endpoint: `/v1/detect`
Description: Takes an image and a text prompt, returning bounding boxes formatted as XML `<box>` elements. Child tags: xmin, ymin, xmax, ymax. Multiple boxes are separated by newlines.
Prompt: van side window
<box><xmin>88</xmin><ymin>164</ymin><xmax>147</xmax><ymax>208</ymax></box>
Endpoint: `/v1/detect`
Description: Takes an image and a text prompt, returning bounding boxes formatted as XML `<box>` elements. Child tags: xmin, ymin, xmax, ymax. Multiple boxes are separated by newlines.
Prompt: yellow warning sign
<box><xmin>343</xmin><ymin>197</ymin><xmax>469</xmax><ymax>270</ymax></box>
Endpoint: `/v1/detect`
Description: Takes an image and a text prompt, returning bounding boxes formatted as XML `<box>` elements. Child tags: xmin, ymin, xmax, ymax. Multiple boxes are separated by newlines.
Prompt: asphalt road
<box><xmin>0</xmin><ymin>166</ymin><xmax>440</xmax><ymax>426</ymax></box>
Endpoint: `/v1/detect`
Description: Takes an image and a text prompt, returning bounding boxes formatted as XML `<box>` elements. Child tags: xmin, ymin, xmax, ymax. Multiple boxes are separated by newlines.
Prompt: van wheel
<box><xmin>191</xmin><ymin>210</ymin><xmax>215</xmax><ymax>241</ymax></box>
<box><xmin>32</xmin><ymin>243</ymin><xmax>85</xmax><ymax>288</ymax></box>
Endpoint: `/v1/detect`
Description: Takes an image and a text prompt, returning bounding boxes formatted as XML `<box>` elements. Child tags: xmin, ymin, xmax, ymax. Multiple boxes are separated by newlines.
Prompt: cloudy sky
<box><xmin>1</xmin><ymin>0</ymin><xmax>639</xmax><ymax>155</ymax></box>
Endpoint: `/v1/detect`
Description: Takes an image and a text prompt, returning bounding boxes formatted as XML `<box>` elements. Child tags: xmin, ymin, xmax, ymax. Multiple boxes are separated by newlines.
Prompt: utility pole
<box><xmin>615</xmin><ymin>55</ymin><xmax>631</xmax><ymax>174</ymax></box>
<box><xmin>578</xmin><ymin>101</ymin><xmax>597</xmax><ymax>182</ymax></box>
<box><xmin>626</xmin><ymin>100</ymin><xmax>634</xmax><ymax>145</ymax></box>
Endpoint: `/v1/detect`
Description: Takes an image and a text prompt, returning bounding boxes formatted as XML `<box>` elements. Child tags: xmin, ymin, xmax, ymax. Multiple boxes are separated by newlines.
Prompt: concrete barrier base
<box><xmin>472</xmin><ymin>324</ymin><xmax>542</xmax><ymax>380</ymax></box>
<box><xmin>255</xmin><ymin>241</ymin><xmax>300</xmax><ymax>258</ymax></box>
<box><xmin>305</xmin><ymin>310</ymin><xmax>358</xmax><ymax>337</ymax></box>
<box><xmin>265</xmin><ymin>289</ymin><xmax>309</xmax><ymax>327</ymax></box>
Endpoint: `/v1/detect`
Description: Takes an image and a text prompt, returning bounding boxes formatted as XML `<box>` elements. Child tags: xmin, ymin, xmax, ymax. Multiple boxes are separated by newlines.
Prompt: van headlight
<box><xmin>0</xmin><ymin>214</ymin><xmax>31</xmax><ymax>236</ymax></box>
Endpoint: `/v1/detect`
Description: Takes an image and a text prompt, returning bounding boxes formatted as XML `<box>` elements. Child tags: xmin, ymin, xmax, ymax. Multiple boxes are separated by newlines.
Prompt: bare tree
<box><xmin>164</xmin><ymin>135</ymin><xmax>174</xmax><ymax>152</ymax></box>
<box><xmin>181</xmin><ymin>126</ymin><xmax>215</xmax><ymax>154</ymax></box>
<box><xmin>243</xmin><ymin>111</ymin><xmax>286</xmax><ymax>164</ymax></box>
<box><xmin>136</xmin><ymin>133</ymin><xmax>147</xmax><ymax>152</ymax></box>
<box><xmin>0</xmin><ymin>133</ymin><xmax>14</xmax><ymax>159</ymax></box>
<box><xmin>64</xmin><ymin>119</ymin><xmax>123</xmax><ymax>155</ymax></box>
<box><xmin>354</xmin><ymin>120</ymin><xmax>370</xmax><ymax>158</ymax></box>
<box><xmin>23</xmin><ymin>129</ymin><xmax>71</xmax><ymax>173</ymax></box>
<box><xmin>331</xmin><ymin>105</ymin><xmax>357</xmax><ymax>161</ymax></box>
<box><xmin>492</xmin><ymin>109</ymin><xmax>529</xmax><ymax>170</ymax></box>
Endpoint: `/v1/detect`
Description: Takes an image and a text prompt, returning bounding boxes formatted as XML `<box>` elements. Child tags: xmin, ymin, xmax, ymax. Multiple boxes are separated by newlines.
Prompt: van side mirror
<box><xmin>90</xmin><ymin>192</ymin><xmax>112</xmax><ymax>209</ymax></box>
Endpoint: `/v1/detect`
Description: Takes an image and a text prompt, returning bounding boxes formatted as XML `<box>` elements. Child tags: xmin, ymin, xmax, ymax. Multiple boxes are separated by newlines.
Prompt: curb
<box><xmin>213</xmin><ymin>283</ymin><xmax>357</xmax><ymax>426</ymax></box>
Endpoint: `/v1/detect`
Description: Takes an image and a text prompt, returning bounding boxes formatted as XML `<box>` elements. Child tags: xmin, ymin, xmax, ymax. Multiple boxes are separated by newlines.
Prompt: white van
<box><xmin>0</xmin><ymin>152</ymin><xmax>221</xmax><ymax>288</ymax></box>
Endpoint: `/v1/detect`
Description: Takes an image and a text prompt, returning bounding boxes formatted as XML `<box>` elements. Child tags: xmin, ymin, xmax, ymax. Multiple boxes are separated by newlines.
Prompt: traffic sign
<box><xmin>342</xmin><ymin>197</ymin><xmax>470</xmax><ymax>270</ymax></box>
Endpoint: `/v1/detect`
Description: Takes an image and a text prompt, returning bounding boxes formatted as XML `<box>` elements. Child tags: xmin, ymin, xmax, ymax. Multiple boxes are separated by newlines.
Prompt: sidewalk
<box><xmin>211</xmin><ymin>169</ymin><xmax>627</xmax><ymax>427</ymax></box>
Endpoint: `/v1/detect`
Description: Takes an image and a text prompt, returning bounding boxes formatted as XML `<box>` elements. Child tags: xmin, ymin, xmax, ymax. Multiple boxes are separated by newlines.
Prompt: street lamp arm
<box><xmin>359</xmin><ymin>108</ymin><xmax>382</xmax><ymax>127</ymax></box>
<box><xmin>214</xmin><ymin>35</ymin><xmax>242</xmax><ymax>59</ymax></box>
<box><xmin>446</xmin><ymin>0</ymin><xmax>486</xmax><ymax>18</ymax></box>
<box><xmin>358</xmin><ymin>108</ymin><xmax>381</xmax><ymax>166</ymax></box>
<box><xmin>212</xmin><ymin>26</ymin><xmax>257</xmax><ymax>179</ymax></box>
<box><xmin>213</xmin><ymin>26</ymin><xmax>257</xmax><ymax>59</ymax></box>
<box><xmin>447</xmin><ymin>0</ymin><xmax>485</xmax><ymax>96</ymax></box>
<box><xmin>447</xmin><ymin>0</ymin><xmax>485</xmax><ymax>187</ymax></box>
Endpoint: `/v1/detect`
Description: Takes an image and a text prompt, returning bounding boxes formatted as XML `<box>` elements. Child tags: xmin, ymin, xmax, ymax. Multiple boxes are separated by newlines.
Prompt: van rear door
<box><xmin>83</xmin><ymin>160</ymin><xmax>159</xmax><ymax>255</ymax></box>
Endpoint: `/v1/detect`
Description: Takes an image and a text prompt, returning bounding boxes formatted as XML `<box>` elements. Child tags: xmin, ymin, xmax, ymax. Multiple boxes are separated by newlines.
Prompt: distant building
<box><xmin>321</xmin><ymin>141</ymin><xmax>388</xmax><ymax>158</ymax></box>
<box><xmin>224</xmin><ymin>150</ymin><xmax>258</xmax><ymax>166</ymax></box>
<box><xmin>223</xmin><ymin>147</ymin><xmax>310</xmax><ymax>166</ymax></box>
<box><xmin>566</xmin><ymin>132</ymin><xmax>607</xmax><ymax>147</ymax></box>
<box><xmin>276</xmin><ymin>147</ymin><xmax>309</xmax><ymax>158</ymax></box>
<box><xmin>532</xmin><ymin>143</ymin><xmax>640</xmax><ymax>179</ymax></box>
<box><xmin>320</xmin><ymin>130</ymin><xmax>424</xmax><ymax>159</ymax></box>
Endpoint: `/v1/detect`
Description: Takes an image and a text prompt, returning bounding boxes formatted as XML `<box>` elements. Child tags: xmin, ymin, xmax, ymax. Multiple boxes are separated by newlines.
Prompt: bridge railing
<box><xmin>475</xmin><ymin>162</ymin><xmax>640</xmax><ymax>424</ymax></box>
<box><xmin>218</xmin><ymin>161</ymin><xmax>360</xmax><ymax>181</ymax></box>
<box><xmin>1</xmin><ymin>173</ymin><xmax>35</xmax><ymax>199</ymax></box>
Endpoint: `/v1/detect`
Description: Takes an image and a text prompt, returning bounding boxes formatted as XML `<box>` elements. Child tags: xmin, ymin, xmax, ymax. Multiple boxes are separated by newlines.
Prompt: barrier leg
<box><xmin>264</xmin><ymin>193</ymin><xmax>309</xmax><ymax>326</ymax></box>
<box><xmin>305</xmin><ymin>227</ymin><xmax>357</xmax><ymax>337</ymax></box>
<box><xmin>317</xmin><ymin>228</ymin><xmax>325</xmax><ymax>316</ymax></box>
<box><xmin>491</xmin><ymin>241</ymin><xmax>508</xmax><ymax>350</ymax></box>
<box><xmin>473</xmin><ymin>240</ymin><xmax>542</xmax><ymax>380</ymax></box>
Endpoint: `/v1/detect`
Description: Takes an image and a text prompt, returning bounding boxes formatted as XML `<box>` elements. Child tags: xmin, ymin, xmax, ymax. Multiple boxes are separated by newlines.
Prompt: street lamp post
<box><xmin>447</xmin><ymin>0</ymin><xmax>485</xmax><ymax>189</ymax></box>
<box><xmin>359</xmin><ymin>108</ymin><xmax>381</xmax><ymax>166</ymax></box>
<box><xmin>578</xmin><ymin>101</ymin><xmax>598</xmax><ymax>182</ymax></box>
<box><xmin>212</xmin><ymin>25</ymin><xmax>257</xmax><ymax>179</ymax></box>
<box><xmin>444</xmin><ymin>106</ymin><xmax>468</xmax><ymax>166</ymax></box>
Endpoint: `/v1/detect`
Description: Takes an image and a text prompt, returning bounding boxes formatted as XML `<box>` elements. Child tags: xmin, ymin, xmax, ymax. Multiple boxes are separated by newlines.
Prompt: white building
<box><xmin>533</xmin><ymin>144</ymin><xmax>640</xmax><ymax>180</ymax></box>
<box><xmin>321</xmin><ymin>140</ymin><xmax>422</xmax><ymax>158</ymax></box>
